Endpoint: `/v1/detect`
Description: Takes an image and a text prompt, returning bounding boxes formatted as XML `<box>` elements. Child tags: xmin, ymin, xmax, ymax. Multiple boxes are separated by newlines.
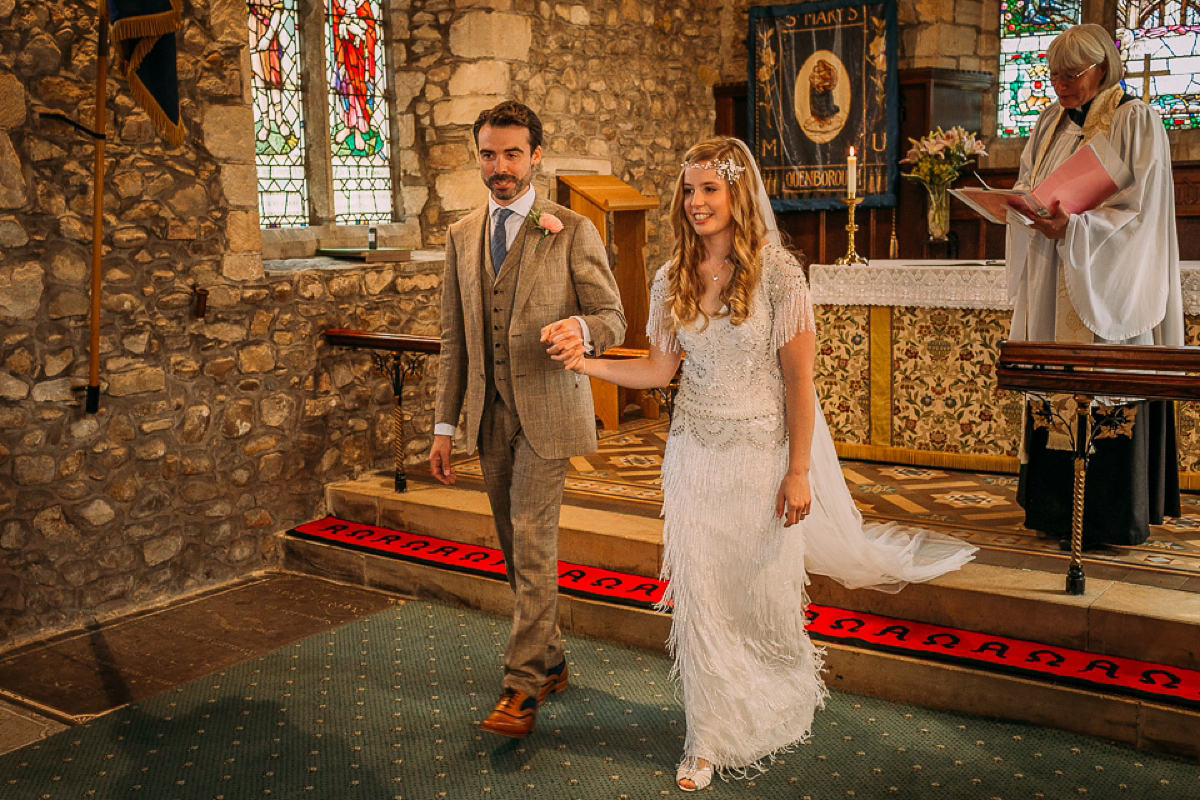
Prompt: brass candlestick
<box><xmin>834</xmin><ymin>196</ymin><xmax>868</xmax><ymax>265</ymax></box>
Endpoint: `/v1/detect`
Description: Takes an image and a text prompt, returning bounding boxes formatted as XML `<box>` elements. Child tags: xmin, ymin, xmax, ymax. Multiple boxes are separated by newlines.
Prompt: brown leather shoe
<box><xmin>538</xmin><ymin>659</ymin><xmax>569</xmax><ymax>705</ymax></box>
<box><xmin>480</xmin><ymin>688</ymin><xmax>538</xmax><ymax>738</ymax></box>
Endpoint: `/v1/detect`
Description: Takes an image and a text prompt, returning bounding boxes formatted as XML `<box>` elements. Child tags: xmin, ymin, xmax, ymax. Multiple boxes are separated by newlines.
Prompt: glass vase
<box><xmin>924</xmin><ymin>182</ymin><xmax>951</xmax><ymax>241</ymax></box>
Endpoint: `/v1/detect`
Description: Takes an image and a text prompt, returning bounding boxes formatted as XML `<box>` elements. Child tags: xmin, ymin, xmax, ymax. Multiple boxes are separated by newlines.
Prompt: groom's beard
<box><xmin>488</xmin><ymin>172</ymin><xmax>531</xmax><ymax>202</ymax></box>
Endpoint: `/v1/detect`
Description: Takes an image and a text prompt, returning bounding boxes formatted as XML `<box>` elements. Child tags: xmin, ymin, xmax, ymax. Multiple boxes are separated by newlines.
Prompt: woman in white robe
<box><xmin>1006</xmin><ymin>23</ymin><xmax>1183</xmax><ymax>547</ymax></box>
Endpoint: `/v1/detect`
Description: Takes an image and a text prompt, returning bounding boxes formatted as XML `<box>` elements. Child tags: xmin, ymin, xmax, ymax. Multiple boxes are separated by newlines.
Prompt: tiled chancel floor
<box><xmin>449</xmin><ymin>417</ymin><xmax>1200</xmax><ymax>585</ymax></box>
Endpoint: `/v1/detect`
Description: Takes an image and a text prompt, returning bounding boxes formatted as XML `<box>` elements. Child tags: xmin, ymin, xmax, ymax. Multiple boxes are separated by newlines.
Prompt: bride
<box><xmin>542</xmin><ymin>137</ymin><xmax>977</xmax><ymax>791</ymax></box>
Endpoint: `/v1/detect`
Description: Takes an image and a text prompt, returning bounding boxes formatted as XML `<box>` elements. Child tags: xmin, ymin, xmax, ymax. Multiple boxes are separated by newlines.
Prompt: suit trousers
<box><xmin>478</xmin><ymin>394</ymin><xmax>568</xmax><ymax>698</ymax></box>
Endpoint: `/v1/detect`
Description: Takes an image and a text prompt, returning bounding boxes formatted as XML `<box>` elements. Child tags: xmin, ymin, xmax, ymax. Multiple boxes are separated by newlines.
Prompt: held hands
<box><xmin>776</xmin><ymin>470</ymin><xmax>812</xmax><ymax>527</ymax></box>
<box><xmin>540</xmin><ymin>318</ymin><xmax>588</xmax><ymax>374</ymax></box>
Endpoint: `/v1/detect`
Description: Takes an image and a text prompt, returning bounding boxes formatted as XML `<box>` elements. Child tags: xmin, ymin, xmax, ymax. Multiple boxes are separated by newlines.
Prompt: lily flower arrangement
<box><xmin>900</xmin><ymin>126</ymin><xmax>987</xmax><ymax>241</ymax></box>
<box><xmin>900</xmin><ymin>126</ymin><xmax>987</xmax><ymax>190</ymax></box>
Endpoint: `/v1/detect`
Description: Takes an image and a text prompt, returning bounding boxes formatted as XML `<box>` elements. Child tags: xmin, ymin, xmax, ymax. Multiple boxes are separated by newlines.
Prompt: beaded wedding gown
<box><xmin>648</xmin><ymin>243</ymin><xmax>977</xmax><ymax>773</ymax></box>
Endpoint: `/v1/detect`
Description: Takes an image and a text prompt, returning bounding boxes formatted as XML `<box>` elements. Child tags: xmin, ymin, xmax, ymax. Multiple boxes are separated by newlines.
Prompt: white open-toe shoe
<box><xmin>676</xmin><ymin>755</ymin><xmax>713</xmax><ymax>791</ymax></box>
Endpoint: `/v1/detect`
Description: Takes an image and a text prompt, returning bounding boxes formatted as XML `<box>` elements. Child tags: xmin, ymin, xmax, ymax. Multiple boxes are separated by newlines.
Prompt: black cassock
<box><xmin>1017</xmin><ymin>400</ymin><xmax>1181</xmax><ymax>547</ymax></box>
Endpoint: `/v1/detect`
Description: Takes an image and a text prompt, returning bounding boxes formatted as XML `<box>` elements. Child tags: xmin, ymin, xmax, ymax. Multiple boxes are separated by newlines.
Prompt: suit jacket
<box><xmin>435</xmin><ymin>196</ymin><xmax>626</xmax><ymax>460</ymax></box>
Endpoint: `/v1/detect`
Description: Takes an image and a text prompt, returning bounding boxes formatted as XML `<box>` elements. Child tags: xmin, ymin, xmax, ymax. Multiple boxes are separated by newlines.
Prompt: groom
<box><xmin>430</xmin><ymin>100</ymin><xmax>626</xmax><ymax>738</ymax></box>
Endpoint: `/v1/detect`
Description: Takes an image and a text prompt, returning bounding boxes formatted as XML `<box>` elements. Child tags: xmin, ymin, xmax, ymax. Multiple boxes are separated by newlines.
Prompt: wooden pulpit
<box><xmin>557</xmin><ymin>174</ymin><xmax>660</xmax><ymax>429</ymax></box>
<box><xmin>996</xmin><ymin>341</ymin><xmax>1200</xmax><ymax>594</ymax></box>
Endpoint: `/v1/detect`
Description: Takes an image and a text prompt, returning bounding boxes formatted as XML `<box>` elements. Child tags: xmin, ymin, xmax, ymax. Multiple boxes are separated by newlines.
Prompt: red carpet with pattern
<box><xmin>290</xmin><ymin>516</ymin><xmax>1200</xmax><ymax>710</ymax></box>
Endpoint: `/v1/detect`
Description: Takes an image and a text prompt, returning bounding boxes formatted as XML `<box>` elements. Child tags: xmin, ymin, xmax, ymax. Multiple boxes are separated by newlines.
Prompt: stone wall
<box><xmin>400</xmin><ymin>0</ymin><xmax>722</xmax><ymax>270</ymax></box>
<box><xmin>0</xmin><ymin>0</ymin><xmax>730</xmax><ymax>646</ymax></box>
<box><xmin>521</xmin><ymin>1</ymin><xmax>722</xmax><ymax>268</ymax></box>
<box><xmin>0</xmin><ymin>251</ymin><xmax>441</xmax><ymax>643</ymax></box>
<box><xmin>0</xmin><ymin>0</ymin><xmax>445</xmax><ymax>646</ymax></box>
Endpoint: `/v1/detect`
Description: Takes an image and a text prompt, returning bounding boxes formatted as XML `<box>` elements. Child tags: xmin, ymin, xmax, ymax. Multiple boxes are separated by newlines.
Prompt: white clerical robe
<box><xmin>1006</xmin><ymin>98</ymin><xmax>1183</xmax><ymax>348</ymax></box>
<box><xmin>1006</xmin><ymin>94</ymin><xmax>1183</xmax><ymax>547</ymax></box>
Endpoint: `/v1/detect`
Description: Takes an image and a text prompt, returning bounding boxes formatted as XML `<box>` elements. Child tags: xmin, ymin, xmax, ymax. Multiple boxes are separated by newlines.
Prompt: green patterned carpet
<box><xmin>2</xmin><ymin>600</ymin><xmax>1197</xmax><ymax>799</ymax></box>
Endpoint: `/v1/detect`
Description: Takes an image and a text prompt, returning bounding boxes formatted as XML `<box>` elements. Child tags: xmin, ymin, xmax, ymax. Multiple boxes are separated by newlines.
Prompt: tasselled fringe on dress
<box><xmin>648</xmin><ymin>243</ymin><xmax>977</xmax><ymax>774</ymax></box>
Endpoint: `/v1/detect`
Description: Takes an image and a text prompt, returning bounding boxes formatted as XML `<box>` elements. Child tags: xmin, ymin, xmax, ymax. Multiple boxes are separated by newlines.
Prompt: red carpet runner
<box><xmin>291</xmin><ymin>516</ymin><xmax>1200</xmax><ymax>711</ymax></box>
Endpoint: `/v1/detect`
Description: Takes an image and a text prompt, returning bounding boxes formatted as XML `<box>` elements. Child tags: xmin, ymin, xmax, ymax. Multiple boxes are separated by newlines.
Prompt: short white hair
<box><xmin>1047</xmin><ymin>24</ymin><xmax>1124</xmax><ymax>92</ymax></box>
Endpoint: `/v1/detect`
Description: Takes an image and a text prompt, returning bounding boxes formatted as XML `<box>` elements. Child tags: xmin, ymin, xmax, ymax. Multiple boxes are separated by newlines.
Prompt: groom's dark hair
<box><xmin>473</xmin><ymin>100</ymin><xmax>543</xmax><ymax>151</ymax></box>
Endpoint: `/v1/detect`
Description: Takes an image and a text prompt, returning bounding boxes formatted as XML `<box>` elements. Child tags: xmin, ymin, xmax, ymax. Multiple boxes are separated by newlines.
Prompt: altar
<box><xmin>809</xmin><ymin>260</ymin><xmax>1200</xmax><ymax>487</ymax></box>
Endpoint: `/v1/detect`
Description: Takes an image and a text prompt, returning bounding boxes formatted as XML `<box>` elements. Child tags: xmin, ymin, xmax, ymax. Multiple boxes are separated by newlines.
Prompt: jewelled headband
<box><xmin>681</xmin><ymin>156</ymin><xmax>747</xmax><ymax>184</ymax></box>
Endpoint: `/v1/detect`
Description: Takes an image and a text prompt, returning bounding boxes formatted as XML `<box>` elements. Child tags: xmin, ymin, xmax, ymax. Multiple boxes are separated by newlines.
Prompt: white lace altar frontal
<box><xmin>811</xmin><ymin>259</ymin><xmax>1200</xmax><ymax>315</ymax></box>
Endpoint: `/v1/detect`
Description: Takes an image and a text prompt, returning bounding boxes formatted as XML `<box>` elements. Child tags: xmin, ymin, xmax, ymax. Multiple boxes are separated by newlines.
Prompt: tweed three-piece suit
<box><xmin>435</xmin><ymin>195</ymin><xmax>625</xmax><ymax>698</ymax></box>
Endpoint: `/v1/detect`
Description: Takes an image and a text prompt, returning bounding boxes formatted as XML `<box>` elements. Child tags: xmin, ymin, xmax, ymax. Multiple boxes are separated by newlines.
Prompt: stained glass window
<box><xmin>326</xmin><ymin>0</ymin><xmax>392</xmax><ymax>224</ymax></box>
<box><xmin>1118</xmin><ymin>1</ymin><xmax>1200</xmax><ymax>130</ymax></box>
<box><xmin>997</xmin><ymin>0</ymin><xmax>1082</xmax><ymax>137</ymax></box>
<box><xmin>248</xmin><ymin>0</ymin><xmax>309</xmax><ymax>227</ymax></box>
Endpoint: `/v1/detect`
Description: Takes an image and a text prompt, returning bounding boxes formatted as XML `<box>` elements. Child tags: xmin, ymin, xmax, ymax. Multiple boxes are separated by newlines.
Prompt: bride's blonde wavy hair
<box><xmin>666</xmin><ymin>137</ymin><xmax>764</xmax><ymax>330</ymax></box>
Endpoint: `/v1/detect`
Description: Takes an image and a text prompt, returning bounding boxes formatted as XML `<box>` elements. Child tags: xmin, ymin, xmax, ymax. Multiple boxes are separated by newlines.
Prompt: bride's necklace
<box><xmin>706</xmin><ymin>258</ymin><xmax>732</xmax><ymax>282</ymax></box>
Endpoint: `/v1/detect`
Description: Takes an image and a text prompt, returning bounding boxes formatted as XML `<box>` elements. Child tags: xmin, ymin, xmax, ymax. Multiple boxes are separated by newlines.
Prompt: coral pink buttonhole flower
<box><xmin>538</xmin><ymin>212</ymin><xmax>564</xmax><ymax>233</ymax></box>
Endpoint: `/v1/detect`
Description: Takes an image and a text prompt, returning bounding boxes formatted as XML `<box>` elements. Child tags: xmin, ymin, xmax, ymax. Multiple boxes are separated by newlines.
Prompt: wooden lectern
<box><xmin>557</xmin><ymin>174</ymin><xmax>660</xmax><ymax>429</ymax></box>
<box><xmin>996</xmin><ymin>341</ymin><xmax>1200</xmax><ymax>595</ymax></box>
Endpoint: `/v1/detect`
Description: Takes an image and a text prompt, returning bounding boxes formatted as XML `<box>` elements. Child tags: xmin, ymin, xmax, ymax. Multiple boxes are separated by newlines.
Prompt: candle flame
<box><xmin>849</xmin><ymin>146</ymin><xmax>855</xmax><ymax>157</ymax></box>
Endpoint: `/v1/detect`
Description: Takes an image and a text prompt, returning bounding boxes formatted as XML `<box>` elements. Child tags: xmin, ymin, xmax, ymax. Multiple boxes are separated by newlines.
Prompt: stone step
<box><xmin>324</xmin><ymin>473</ymin><xmax>1200</xmax><ymax>676</ymax></box>
<box><xmin>288</xmin><ymin>473</ymin><xmax>1200</xmax><ymax>760</ymax></box>
<box><xmin>281</xmin><ymin>532</ymin><xmax>1200</xmax><ymax>762</ymax></box>
<box><xmin>325</xmin><ymin>473</ymin><xmax>664</xmax><ymax>579</ymax></box>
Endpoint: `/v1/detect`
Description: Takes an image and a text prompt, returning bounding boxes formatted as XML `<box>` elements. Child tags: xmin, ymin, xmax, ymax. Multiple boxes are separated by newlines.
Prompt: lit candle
<box><xmin>847</xmin><ymin>147</ymin><xmax>857</xmax><ymax>198</ymax></box>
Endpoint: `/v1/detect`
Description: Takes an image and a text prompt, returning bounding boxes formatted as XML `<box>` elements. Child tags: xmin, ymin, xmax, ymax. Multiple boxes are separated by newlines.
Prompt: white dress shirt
<box><xmin>488</xmin><ymin>187</ymin><xmax>536</xmax><ymax>253</ymax></box>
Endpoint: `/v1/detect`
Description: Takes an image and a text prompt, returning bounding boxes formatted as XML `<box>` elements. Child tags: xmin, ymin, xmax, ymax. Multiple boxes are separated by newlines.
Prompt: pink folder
<box><xmin>1029</xmin><ymin>142</ymin><xmax>1121</xmax><ymax>215</ymax></box>
<box><xmin>951</xmin><ymin>187</ymin><xmax>1045</xmax><ymax>224</ymax></box>
<box><xmin>951</xmin><ymin>136</ymin><xmax>1131</xmax><ymax>224</ymax></box>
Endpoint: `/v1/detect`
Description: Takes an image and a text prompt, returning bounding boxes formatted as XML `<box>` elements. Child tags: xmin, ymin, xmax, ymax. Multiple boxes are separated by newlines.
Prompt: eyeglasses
<box><xmin>1049</xmin><ymin>63</ymin><xmax>1098</xmax><ymax>84</ymax></box>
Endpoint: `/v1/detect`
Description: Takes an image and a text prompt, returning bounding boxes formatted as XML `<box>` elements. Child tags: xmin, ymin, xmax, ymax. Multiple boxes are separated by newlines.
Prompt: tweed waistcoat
<box><xmin>480</xmin><ymin>220</ymin><xmax>529</xmax><ymax>413</ymax></box>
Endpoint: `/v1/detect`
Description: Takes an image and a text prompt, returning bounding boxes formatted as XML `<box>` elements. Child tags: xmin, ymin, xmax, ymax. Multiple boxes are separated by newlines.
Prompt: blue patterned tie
<box><xmin>491</xmin><ymin>208</ymin><xmax>513</xmax><ymax>274</ymax></box>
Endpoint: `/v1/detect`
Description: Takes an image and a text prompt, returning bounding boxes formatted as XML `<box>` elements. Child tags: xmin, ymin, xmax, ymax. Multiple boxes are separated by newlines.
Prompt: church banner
<box><xmin>108</xmin><ymin>0</ymin><xmax>185</xmax><ymax>146</ymax></box>
<box><xmin>749</xmin><ymin>0</ymin><xmax>898</xmax><ymax>211</ymax></box>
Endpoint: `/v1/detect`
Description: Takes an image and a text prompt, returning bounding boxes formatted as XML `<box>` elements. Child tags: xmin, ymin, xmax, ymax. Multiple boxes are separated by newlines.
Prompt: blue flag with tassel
<box><xmin>106</xmin><ymin>0</ymin><xmax>185</xmax><ymax>145</ymax></box>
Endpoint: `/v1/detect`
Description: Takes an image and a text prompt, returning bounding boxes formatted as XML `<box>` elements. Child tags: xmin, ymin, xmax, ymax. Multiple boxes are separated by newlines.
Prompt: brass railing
<box><xmin>324</xmin><ymin>329</ymin><xmax>440</xmax><ymax>491</ymax></box>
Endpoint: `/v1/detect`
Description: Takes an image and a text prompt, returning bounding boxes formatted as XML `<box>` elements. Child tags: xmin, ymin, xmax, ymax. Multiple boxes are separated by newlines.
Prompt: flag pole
<box><xmin>87</xmin><ymin>5</ymin><xmax>108</xmax><ymax>414</ymax></box>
